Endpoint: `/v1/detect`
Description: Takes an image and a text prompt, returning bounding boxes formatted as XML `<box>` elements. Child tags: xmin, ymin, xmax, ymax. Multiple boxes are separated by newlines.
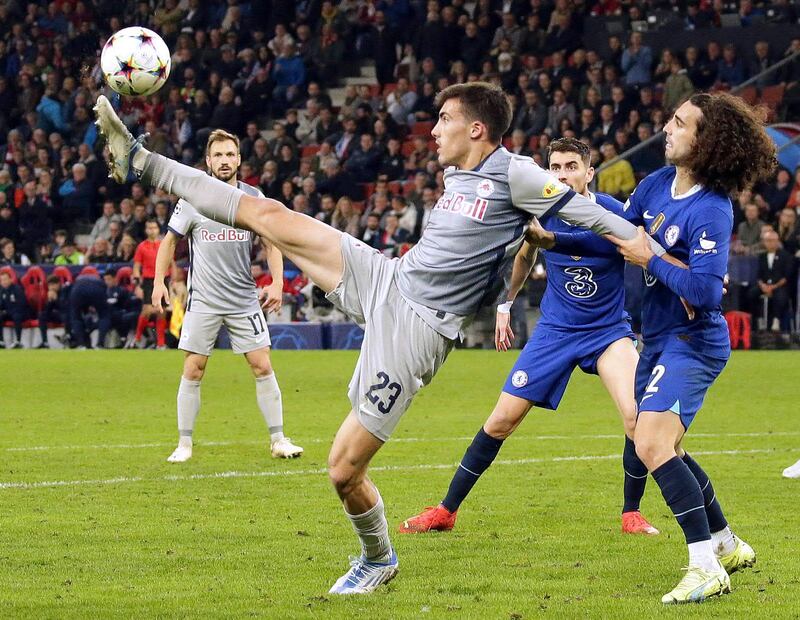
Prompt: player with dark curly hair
<box><xmin>597</xmin><ymin>92</ymin><xmax>776</xmax><ymax>603</ymax></box>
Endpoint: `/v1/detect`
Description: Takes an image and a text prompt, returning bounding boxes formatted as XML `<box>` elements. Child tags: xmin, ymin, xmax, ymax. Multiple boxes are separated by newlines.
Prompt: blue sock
<box><xmin>682</xmin><ymin>452</ymin><xmax>728</xmax><ymax>533</ymax></box>
<box><xmin>652</xmin><ymin>456</ymin><xmax>711</xmax><ymax>544</ymax></box>
<box><xmin>441</xmin><ymin>428</ymin><xmax>504</xmax><ymax>513</ymax></box>
<box><xmin>622</xmin><ymin>436</ymin><xmax>648</xmax><ymax>513</ymax></box>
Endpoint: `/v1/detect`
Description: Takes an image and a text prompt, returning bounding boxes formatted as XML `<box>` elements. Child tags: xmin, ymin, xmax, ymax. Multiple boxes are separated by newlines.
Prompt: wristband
<box><xmin>496</xmin><ymin>301</ymin><xmax>513</xmax><ymax>314</ymax></box>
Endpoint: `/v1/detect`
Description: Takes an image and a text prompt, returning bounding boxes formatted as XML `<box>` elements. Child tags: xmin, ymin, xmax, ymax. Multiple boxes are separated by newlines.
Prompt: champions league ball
<box><xmin>101</xmin><ymin>27</ymin><xmax>171</xmax><ymax>97</ymax></box>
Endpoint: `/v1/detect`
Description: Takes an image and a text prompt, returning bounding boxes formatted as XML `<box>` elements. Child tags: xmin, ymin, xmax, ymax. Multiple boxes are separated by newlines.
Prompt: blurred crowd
<box><xmin>0</xmin><ymin>0</ymin><xmax>799</xmax><ymax>344</ymax></box>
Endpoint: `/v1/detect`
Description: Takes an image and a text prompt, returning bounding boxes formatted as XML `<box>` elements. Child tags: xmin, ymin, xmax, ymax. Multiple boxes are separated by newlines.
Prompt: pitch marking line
<box><xmin>3</xmin><ymin>431</ymin><xmax>797</xmax><ymax>453</ymax></box>
<box><xmin>0</xmin><ymin>448</ymin><xmax>790</xmax><ymax>491</ymax></box>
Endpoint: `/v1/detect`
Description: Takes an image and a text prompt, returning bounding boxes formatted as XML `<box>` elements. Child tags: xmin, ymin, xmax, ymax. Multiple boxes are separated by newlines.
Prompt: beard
<box><xmin>213</xmin><ymin>167</ymin><xmax>237</xmax><ymax>182</ymax></box>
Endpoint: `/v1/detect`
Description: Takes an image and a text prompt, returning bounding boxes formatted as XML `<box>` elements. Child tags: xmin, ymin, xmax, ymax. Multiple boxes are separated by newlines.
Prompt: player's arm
<box><xmin>152</xmin><ymin>231</ymin><xmax>178</xmax><ymax>313</ymax></box>
<box><xmin>259</xmin><ymin>236</ymin><xmax>284</xmax><ymax>314</ymax></box>
<box><xmin>508</xmin><ymin>157</ymin><xmax>667</xmax><ymax>256</ymax></box>
<box><xmin>610</xmin><ymin>212</ymin><xmax>730</xmax><ymax>311</ymax></box>
<box><xmin>495</xmin><ymin>237</ymin><xmax>539</xmax><ymax>352</ymax></box>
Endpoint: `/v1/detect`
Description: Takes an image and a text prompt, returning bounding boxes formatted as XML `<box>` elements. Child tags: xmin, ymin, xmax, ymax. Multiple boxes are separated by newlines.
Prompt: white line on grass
<box><xmin>4</xmin><ymin>430</ymin><xmax>798</xmax><ymax>453</ymax></box>
<box><xmin>0</xmin><ymin>448</ymin><xmax>788</xmax><ymax>491</ymax></box>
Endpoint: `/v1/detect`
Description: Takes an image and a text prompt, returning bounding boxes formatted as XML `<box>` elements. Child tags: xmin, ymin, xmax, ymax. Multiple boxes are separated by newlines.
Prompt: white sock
<box><xmin>142</xmin><ymin>152</ymin><xmax>244</xmax><ymax>227</ymax></box>
<box><xmin>256</xmin><ymin>373</ymin><xmax>284</xmax><ymax>443</ymax></box>
<box><xmin>345</xmin><ymin>490</ymin><xmax>392</xmax><ymax>562</ymax></box>
<box><xmin>177</xmin><ymin>377</ymin><xmax>201</xmax><ymax>447</ymax></box>
<box><xmin>711</xmin><ymin>526</ymin><xmax>736</xmax><ymax>556</ymax></box>
<box><xmin>688</xmin><ymin>540</ymin><xmax>720</xmax><ymax>572</ymax></box>
<box><xmin>132</xmin><ymin>145</ymin><xmax>150</xmax><ymax>174</ymax></box>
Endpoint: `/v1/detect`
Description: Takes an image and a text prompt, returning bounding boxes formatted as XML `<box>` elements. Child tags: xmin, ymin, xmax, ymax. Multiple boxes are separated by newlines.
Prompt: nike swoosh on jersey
<box><xmin>643</xmin><ymin>211</ymin><xmax>655</xmax><ymax>219</ymax></box>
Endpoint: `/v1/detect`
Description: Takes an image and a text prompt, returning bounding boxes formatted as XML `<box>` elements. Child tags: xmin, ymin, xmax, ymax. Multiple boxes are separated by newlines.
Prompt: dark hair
<box><xmin>145</xmin><ymin>217</ymin><xmax>160</xmax><ymax>225</ymax></box>
<box><xmin>683</xmin><ymin>93</ymin><xmax>777</xmax><ymax>195</ymax></box>
<box><xmin>548</xmin><ymin>137</ymin><xmax>591</xmax><ymax>166</ymax></box>
<box><xmin>47</xmin><ymin>275</ymin><xmax>60</xmax><ymax>285</ymax></box>
<box><xmin>434</xmin><ymin>82</ymin><xmax>512</xmax><ymax>143</ymax></box>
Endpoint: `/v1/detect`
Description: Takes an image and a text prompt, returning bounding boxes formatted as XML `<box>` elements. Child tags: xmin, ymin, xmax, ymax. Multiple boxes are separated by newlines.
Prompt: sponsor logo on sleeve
<box><xmin>542</xmin><ymin>180</ymin><xmax>563</xmax><ymax>198</ymax></box>
<box><xmin>694</xmin><ymin>230</ymin><xmax>718</xmax><ymax>254</ymax></box>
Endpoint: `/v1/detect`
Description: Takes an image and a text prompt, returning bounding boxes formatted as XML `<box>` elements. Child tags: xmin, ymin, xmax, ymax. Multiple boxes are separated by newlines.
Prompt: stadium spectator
<box><xmin>512</xmin><ymin>89</ymin><xmax>547</xmax><ymax>137</ymax></box>
<box><xmin>749</xmin><ymin>229</ymin><xmax>794</xmax><ymax>332</ymax></box>
<box><xmin>735</xmin><ymin>203</ymin><xmax>767</xmax><ymax>254</ymax></box>
<box><xmin>0</xmin><ymin>205</ymin><xmax>17</xmax><ymax>242</ymax></box>
<box><xmin>776</xmin><ymin>208</ymin><xmax>800</xmax><ymax>256</ymax></box>
<box><xmin>90</xmin><ymin>201</ymin><xmax>120</xmax><ymax>244</ymax></box>
<box><xmin>621</xmin><ymin>32</ymin><xmax>653</xmax><ymax>86</ymax></box>
<box><xmin>0</xmin><ymin>238</ymin><xmax>31</xmax><ymax>266</ymax></box>
<box><xmin>763</xmin><ymin>168</ymin><xmax>793</xmax><ymax>218</ymax></box>
<box><xmin>58</xmin><ymin>162</ymin><xmax>95</xmax><ymax>222</ymax></box>
<box><xmin>316</xmin><ymin>193</ymin><xmax>337</xmax><ymax>226</ymax></box>
<box><xmin>331</xmin><ymin>196</ymin><xmax>361</xmax><ymax>237</ymax></box>
<box><xmin>0</xmin><ymin>268</ymin><xmax>28</xmax><ymax>348</ymax></box>
<box><xmin>717</xmin><ymin>44</ymin><xmax>747</xmax><ymax>89</ymax></box>
<box><xmin>115</xmin><ymin>233</ymin><xmax>137</xmax><ymax>263</ymax></box>
<box><xmin>596</xmin><ymin>142</ymin><xmax>635</xmax><ymax>199</ymax></box>
<box><xmin>37</xmin><ymin>275</ymin><xmax>70</xmax><ymax>349</ymax></box>
<box><xmin>386</xmin><ymin>77</ymin><xmax>418</xmax><ymax>126</ymax></box>
<box><xmin>360</xmin><ymin>212</ymin><xmax>384</xmax><ymax>249</ymax></box>
<box><xmin>663</xmin><ymin>58</ymin><xmax>696</xmax><ymax>114</ymax></box>
<box><xmin>344</xmin><ymin>134</ymin><xmax>382</xmax><ymax>183</ymax></box>
<box><xmin>86</xmin><ymin>237</ymin><xmax>115</xmax><ymax>264</ymax></box>
<box><xmin>54</xmin><ymin>239</ymin><xmax>85</xmax><ymax>266</ymax></box>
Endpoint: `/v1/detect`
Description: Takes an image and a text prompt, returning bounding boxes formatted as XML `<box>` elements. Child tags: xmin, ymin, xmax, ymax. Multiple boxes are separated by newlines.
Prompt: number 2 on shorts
<box><xmin>366</xmin><ymin>372</ymin><xmax>402</xmax><ymax>414</ymax></box>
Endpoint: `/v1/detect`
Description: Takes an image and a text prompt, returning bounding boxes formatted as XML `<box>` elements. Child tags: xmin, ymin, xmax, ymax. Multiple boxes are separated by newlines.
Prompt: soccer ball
<box><xmin>101</xmin><ymin>27</ymin><xmax>171</xmax><ymax>97</ymax></box>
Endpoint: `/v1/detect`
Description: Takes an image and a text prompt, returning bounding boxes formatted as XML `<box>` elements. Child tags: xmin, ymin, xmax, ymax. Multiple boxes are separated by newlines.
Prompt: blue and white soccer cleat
<box><xmin>328</xmin><ymin>549</ymin><xmax>399</xmax><ymax>594</ymax></box>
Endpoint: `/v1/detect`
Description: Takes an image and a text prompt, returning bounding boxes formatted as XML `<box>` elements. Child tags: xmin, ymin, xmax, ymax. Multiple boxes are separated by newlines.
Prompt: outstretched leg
<box><xmin>94</xmin><ymin>95</ymin><xmax>343</xmax><ymax>292</ymax></box>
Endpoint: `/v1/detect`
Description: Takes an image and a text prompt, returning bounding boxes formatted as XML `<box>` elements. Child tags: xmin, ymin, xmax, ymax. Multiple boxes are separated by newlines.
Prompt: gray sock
<box><xmin>141</xmin><ymin>152</ymin><xmax>244</xmax><ymax>227</ymax></box>
<box><xmin>177</xmin><ymin>377</ymin><xmax>201</xmax><ymax>445</ymax></box>
<box><xmin>255</xmin><ymin>373</ymin><xmax>284</xmax><ymax>443</ymax></box>
<box><xmin>345</xmin><ymin>489</ymin><xmax>392</xmax><ymax>562</ymax></box>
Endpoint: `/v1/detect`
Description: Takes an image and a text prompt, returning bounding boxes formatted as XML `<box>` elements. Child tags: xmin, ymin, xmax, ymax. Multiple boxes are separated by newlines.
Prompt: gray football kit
<box><xmin>327</xmin><ymin>147</ymin><xmax>663</xmax><ymax>440</ymax></box>
<box><xmin>144</xmin><ymin>148</ymin><xmax>663</xmax><ymax>439</ymax></box>
<box><xmin>167</xmin><ymin>181</ymin><xmax>271</xmax><ymax>355</ymax></box>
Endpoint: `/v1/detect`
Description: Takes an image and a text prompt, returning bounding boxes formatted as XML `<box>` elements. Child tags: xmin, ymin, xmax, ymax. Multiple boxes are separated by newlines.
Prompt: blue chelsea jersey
<box><xmin>625</xmin><ymin>166</ymin><xmax>732</xmax><ymax>351</ymax></box>
<box><xmin>538</xmin><ymin>192</ymin><xmax>629</xmax><ymax>331</ymax></box>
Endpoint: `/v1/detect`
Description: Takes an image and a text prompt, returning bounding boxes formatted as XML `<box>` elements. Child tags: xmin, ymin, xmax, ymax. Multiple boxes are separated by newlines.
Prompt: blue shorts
<box><xmin>502</xmin><ymin>321</ymin><xmax>635</xmax><ymax>410</ymax></box>
<box><xmin>635</xmin><ymin>336</ymin><xmax>728</xmax><ymax>429</ymax></box>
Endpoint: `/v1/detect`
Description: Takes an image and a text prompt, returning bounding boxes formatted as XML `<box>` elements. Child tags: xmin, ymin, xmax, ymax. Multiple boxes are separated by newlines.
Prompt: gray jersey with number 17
<box><xmin>168</xmin><ymin>180</ymin><xmax>265</xmax><ymax>315</ymax></box>
<box><xmin>395</xmin><ymin>147</ymin><xmax>664</xmax><ymax>340</ymax></box>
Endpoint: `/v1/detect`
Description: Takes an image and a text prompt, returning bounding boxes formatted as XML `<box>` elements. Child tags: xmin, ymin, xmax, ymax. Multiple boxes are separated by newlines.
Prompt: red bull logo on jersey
<box><xmin>199</xmin><ymin>228</ymin><xmax>250</xmax><ymax>242</ymax></box>
<box><xmin>434</xmin><ymin>191</ymin><xmax>489</xmax><ymax>222</ymax></box>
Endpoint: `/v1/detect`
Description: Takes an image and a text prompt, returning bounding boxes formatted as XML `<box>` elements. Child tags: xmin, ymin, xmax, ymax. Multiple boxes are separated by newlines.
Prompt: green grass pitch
<box><xmin>1</xmin><ymin>350</ymin><xmax>798</xmax><ymax>618</ymax></box>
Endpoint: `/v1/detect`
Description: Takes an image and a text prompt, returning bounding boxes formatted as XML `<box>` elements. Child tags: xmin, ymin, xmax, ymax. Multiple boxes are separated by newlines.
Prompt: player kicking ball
<box><xmin>151</xmin><ymin>129</ymin><xmax>303</xmax><ymax>462</ymax></box>
<box><xmin>562</xmin><ymin>94</ymin><xmax>774</xmax><ymax>603</ymax></box>
<box><xmin>95</xmin><ymin>84</ymin><xmax>669</xmax><ymax>595</ymax></box>
<box><xmin>400</xmin><ymin>137</ymin><xmax>658</xmax><ymax>537</ymax></box>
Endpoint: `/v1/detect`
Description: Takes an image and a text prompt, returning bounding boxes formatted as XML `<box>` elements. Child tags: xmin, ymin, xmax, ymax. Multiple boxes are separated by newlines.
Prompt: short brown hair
<box><xmin>434</xmin><ymin>82</ymin><xmax>512</xmax><ymax>143</ymax></box>
<box><xmin>205</xmin><ymin>129</ymin><xmax>240</xmax><ymax>156</ymax></box>
<box><xmin>684</xmin><ymin>93</ymin><xmax>776</xmax><ymax>195</ymax></box>
<box><xmin>548</xmin><ymin>137</ymin><xmax>591</xmax><ymax>166</ymax></box>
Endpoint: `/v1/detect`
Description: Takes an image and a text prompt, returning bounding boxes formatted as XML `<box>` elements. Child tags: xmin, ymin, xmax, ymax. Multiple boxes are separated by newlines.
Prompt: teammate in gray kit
<box><xmin>94</xmin><ymin>83</ymin><xmax>667</xmax><ymax>594</ymax></box>
<box><xmin>151</xmin><ymin>129</ymin><xmax>303</xmax><ymax>463</ymax></box>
